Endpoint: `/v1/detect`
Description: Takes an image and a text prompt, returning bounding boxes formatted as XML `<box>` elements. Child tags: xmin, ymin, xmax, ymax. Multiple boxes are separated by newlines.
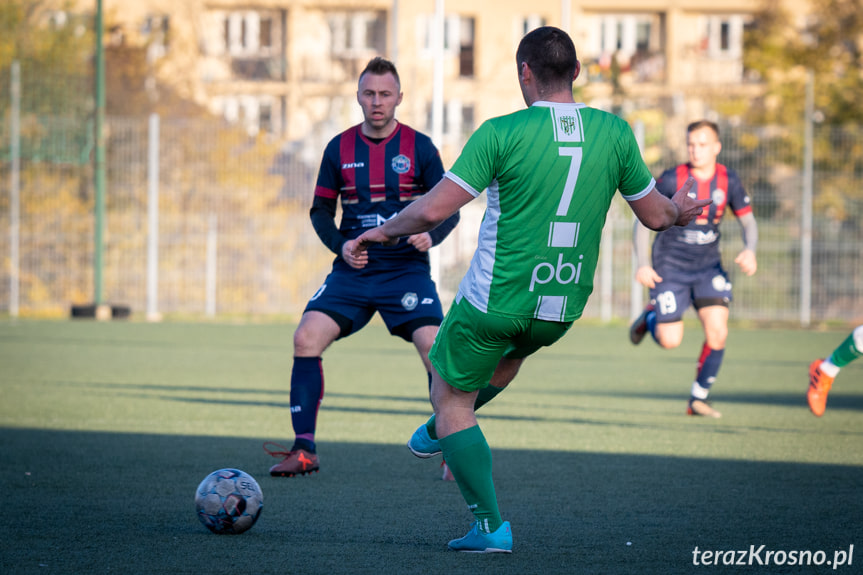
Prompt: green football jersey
<box><xmin>447</xmin><ymin>102</ymin><xmax>654</xmax><ymax>321</ymax></box>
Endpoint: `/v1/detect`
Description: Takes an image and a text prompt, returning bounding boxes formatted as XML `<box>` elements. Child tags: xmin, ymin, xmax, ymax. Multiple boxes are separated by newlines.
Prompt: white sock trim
<box><xmin>691</xmin><ymin>381</ymin><xmax>710</xmax><ymax>400</ymax></box>
<box><xmin>821</xmin><ymin>359</ymin><xmax>841</xmax><ymax>378</ymax></box>
<box><xmin>852</xmin><ymin>325</ymin><xmax>863</xmax><ymax>352</ymax></box>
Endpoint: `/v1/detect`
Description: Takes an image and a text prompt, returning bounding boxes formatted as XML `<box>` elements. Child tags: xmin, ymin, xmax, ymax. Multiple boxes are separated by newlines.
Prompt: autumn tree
<box><xmin>744</xmin><ymin>0</ymin><xmax>863</xmax><ymax>125</ymax></box>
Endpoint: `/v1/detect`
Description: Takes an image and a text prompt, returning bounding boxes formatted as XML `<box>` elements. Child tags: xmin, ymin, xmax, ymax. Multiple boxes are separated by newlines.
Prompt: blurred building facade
<box><xmin>51</xmin><ymin>0</ymin><xmax>809</xmax><ymax>163</ymax></box>
<box><xmin>7</xmin><ymin>0</ymin><xmax>863</xmax><ymax>324</ymax></box>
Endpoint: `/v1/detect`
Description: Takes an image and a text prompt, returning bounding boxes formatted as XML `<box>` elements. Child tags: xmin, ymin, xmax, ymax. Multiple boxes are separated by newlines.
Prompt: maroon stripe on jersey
<box><xmin>366</xmin><ymin>128</ymin><xmax>391</xmax><ymax>203</ymax></box>
<box><xmin>675</xmin><ymin>164</ymin><xmax>690</xmax><ymax>188</ymax></box>
<box><xmin>398</xmin><ymin>127</ymin><xmax>417</xmax><ymax>200</ymax></box>
<box><xmin>677</xmin><ymin>164</ymin><xmax>711</xmax><ymax>225</ymax></box>
<box><xmin>713</xmin><ymin>164</ymin><xmax>729</xmax><ymax>223</ymax></box>
<box><xmin>734</xmin><ymin>204</ymin><xmax>753</xmax><ymax>217</ymax></box>
<box><xmin>314</xmin><ymin>185</ymin><xmax>338</xmax><ymax>199</ymax></box>
<box><xmin>339</xmin><ymin>126</ymin><xmax>359</xmax><ymax>203</ymax></box>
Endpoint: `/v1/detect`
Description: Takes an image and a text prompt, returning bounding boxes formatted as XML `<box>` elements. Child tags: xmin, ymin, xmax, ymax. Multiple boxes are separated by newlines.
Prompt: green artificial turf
<box><xmin>1</xmin><ymin>319</ymin><xmax>860</xmax><ymax>574</ymax></box>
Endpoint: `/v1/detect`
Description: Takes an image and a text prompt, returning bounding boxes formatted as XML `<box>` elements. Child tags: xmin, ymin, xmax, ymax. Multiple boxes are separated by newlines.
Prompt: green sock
<box><xmin>474</xmin><ymin>383</ymin><xmax>504</xmax><ymax>410</ymax></box>
<box><xmin>426</xmin><ymin>384</ymin><xmax>505</xmax><ymax>441</ymax></box>
<box><xmin>439</xmin><ymin>425</ymin><xmax>502</xmax><ymax>533</ymax></box>
<box><xmin>425</xmin><ymin>415</ymin><xmax>438</xmax><ymax>440</ymax></box>
<box><xmin>830</xmin><ymin>329</ymin><xmax>863</xmax><ymax>368</ymax></box>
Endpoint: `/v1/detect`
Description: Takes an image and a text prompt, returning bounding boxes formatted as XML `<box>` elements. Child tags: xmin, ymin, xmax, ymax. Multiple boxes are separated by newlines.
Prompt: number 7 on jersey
<box><xmin>556</xmin><ymin>147</ymin><xmax>583</xmax><ymax>217</ymax></box>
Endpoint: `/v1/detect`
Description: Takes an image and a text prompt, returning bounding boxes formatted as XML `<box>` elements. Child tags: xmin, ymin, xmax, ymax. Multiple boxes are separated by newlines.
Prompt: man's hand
<box><xmin>672</xmin><ymin>177</ymin><xmax>712</xmax><ymax>227</ymax></box>
<box><xmin>734</xmin><ymin>248</ymin><xmax>757</xmax><ymax>276</ymax></box>
<box><xmin>353</xmin><ymin>227</ymin><xmax>399</xmax><ymax>257</ymax></box>
<box><xmin>342</xmin><ymin>239</ymin><xmax>369</xmax><ymax>269</ymax></box>
<box><xmin>635</xmin><ymin>265</ymin><xmax>663</xmax><ymax>289</ymax></box>
<box><xmin>407</xmin><ymin>232</ymin><xmax>433</xmax><ymax>252</ymax></box>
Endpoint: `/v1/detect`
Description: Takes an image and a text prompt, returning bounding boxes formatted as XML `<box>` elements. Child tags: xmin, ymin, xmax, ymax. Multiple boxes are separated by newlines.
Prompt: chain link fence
<box><xmin>1</xmin><ymin>66</ymin><xmax>862</xmax><ymax>324</ymax></box>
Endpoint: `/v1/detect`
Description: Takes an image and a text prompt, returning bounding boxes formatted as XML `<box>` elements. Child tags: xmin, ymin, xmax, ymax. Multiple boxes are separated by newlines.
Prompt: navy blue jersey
<box><xmin>314</xmin><ymin>122</ymin><xmax>445</xmax><ymax>272</ymax></box>
<box><xmin>652</xmin><ymin>163</ymin><xmax>752</xmax><ymax>271</ymax></box>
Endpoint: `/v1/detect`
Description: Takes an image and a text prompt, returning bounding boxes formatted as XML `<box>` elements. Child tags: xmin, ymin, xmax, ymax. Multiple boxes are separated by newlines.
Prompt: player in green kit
<box><xmin>808</xmin><ymin>325</ymin><xmax>863</xmax><ymax>416</ymax></box>
<box><xmin>354</xmin><ymin>26</ymin><xmax>711</xmax><ymax>552</ymax></box>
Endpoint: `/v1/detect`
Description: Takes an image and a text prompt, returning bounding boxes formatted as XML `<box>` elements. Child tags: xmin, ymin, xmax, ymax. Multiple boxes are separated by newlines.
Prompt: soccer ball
<box><xmin>194</xmin><ymin>468</ymin><xmax>263</xmax><ymax>534</ymax></box>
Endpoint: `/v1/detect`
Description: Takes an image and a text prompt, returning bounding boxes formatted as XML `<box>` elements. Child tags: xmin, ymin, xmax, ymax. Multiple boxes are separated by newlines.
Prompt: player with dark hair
<box><xmin>629</xmin><ymin>120</ymin><xmax>758</xmax><ymax>418</ymax></box>
<box><xmin>265</xmin><ymin>56</ymin><xmax>459</xmax><ymax>477</ymax></box>
<box><xmin>808</xmin><ymin>325</ymin><xmax>863</xmax><ymax>416</ymax></box>
<box><xmin>354</xmin><ymin>26</ymin><xmax>710</xmax><ymax>552</ymax></box>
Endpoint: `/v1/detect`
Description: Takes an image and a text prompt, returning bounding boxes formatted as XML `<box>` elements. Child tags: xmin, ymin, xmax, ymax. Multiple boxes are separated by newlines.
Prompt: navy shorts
<box><xmin>649</xmin><ymin>262</ymin><xmax>732</xmax><ymax>323</ymax></box>
<box><xmin>305</xmin><ymin>266</ymin><xmax>444</xmax><ymax>342</ymax></box>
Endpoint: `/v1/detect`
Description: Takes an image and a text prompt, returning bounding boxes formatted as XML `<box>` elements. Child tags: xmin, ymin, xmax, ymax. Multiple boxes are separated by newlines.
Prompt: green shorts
<box><xmin>429</xmin><ymin>295</ymin><xmax>573</xmax><ymax>392</ymax></box>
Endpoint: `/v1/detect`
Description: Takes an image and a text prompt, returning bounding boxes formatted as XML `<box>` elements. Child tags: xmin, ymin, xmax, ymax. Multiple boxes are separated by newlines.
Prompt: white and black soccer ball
<box><xmin>195</xmin><ymin>468</ymin><xmax>263</xmax><ymax>534</ymax></box>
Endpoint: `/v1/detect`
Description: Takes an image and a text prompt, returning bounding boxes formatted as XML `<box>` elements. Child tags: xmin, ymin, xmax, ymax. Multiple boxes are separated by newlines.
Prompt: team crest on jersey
<box><xmin>553</xmin><ymin>108</ymin><xmax>583</xmax><ymax>142</ymax></box>
<box><xmin>712</xmin><ymin>275</ymin><xmax>731</xmax><ymax>292</ymax></box>
<box><xmin>401</xmin><ymin>292</ymin><xmax>418</xmax><ymax>310</ymax></box>
<box><xmin>712</xmin><ymin>188</ymin><xmax>726</xmax><ymax>206</ymax></box>
<box><xmin>559</xmin><ymin>116</ymin><xmax>578</xmax><ymax>136</ymax></box>
<box><xmin>392</xmin><ymin>155</ymin><xmax>411</xmax><ymax>174</ymax></box>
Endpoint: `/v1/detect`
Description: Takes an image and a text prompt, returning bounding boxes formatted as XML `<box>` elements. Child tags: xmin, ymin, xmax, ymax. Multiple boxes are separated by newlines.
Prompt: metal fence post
<box><xmin>600</xmin><ymin>217</ymin><xmax>613</xmax><ymax>323</ymax></box>
<box><xmin>630</xmin><ymin>119</ymin><xmax>646</xmax><ymax>320</ymax></box>
<box><xmin>93</xmin><ymin>0</ymin><xmax>106</xmax><ymax>309</ymax></box>
<box><xmin>9</xmin><ymin>61</ymin><xmax>20</xmax><ymax>318</ymax></box>
<box><xmin>146</xmin><ymin>113</ymin><xmax>161</xmax><ymax>321</ymax></box>
<box><xmin>206</xmin><ymin>214</ymin><xmax>218</xmax><ymax>317</ymax></box>
<box><xmin>800</xmin><ymin>70</ymin><xmax>814</xmax><ymax>327</ymax></box>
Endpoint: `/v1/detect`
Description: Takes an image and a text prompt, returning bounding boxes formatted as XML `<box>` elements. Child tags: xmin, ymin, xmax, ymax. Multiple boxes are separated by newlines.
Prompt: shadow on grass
<box><xmin>2</xmin><ymin>428</ymin><xmax>861</xmax><ymax>575</ymax></box>
<box><xmin>55</xmin><ymin>380</ymin><xmax>863</xmax><ymax>438</ymax></box>
<box><xmin>541</xmin><ymin>387</ymin><xmax>863</xmax><ymax>413</ymax></box>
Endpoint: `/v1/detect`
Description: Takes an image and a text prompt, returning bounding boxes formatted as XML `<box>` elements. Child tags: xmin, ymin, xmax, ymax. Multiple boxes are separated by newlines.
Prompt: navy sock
<box><xmin>290</xmin><ymin>357</ymin><xmax>324</xmax><ymax>453</ymax></box>
<box><xmin>646</xmin><ymin>309</ymin><xmax>659</xmax><ymax>344</ymax></box>
<box><xmin>693</xmin><ymin>343</ymin><xmax>724</xmax><ymax>398</ymax></box>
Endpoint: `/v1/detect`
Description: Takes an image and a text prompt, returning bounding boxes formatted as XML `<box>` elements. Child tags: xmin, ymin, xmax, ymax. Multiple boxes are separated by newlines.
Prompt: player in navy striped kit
<box><xmin>265</xmin><ymin>57</ymin><xmax>459</xmax><ymax>476</ymax></box>
<box><xmin>630</xmin><ymin>120</ymin><xmax>758</xmax><ymax>418</ymax></box>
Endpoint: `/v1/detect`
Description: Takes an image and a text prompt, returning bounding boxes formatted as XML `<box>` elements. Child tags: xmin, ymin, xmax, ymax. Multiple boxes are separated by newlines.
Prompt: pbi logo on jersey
<box><xmin>712</xmin><ymin>188</ymin><xmax>726</xmax><ymax>206</ymax></box>
<box><xmin>391</xmin><ymin>155</ymin><xmax>411</xmax><ymax>174</ymax></box>
<box><xmin>530</xmin><ymin>253</ymin><xmax>584</xmax><ymax>292</ymax></box>
<box><xmin>401</xmin><ymin>292</ymin><xmax>418</xmax><ymax>310</ymax></box>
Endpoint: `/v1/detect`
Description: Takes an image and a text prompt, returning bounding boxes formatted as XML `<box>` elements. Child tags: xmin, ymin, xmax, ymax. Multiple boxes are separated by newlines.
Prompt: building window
<box><xmin>259</xmin><ymin>102</ymin><xmax>273</xmax><ymax>134</ymax></box>
<box><xmin>418</xmin><ymin>14</ymin><xmax>468</xmax><ymax>55</ymax></box>
<box><xmin>581</xmin><ymin>13</ymin><xmax>664</xmax><ymax>83</ymax></box>
<box><xmin>217</xmin><ymin>11</ymin><xmax>280</xmax><ymax>57</ymax></box>
<box><xmin>520</xmin><ymin>15</ymin><xmax>546</xmax><ymax>37</ymax></box>
<box><xmin>636</xmin><ymin>21</ymin><xmax>651</xmax><ymax>53</ymax></box>
<box><xmin>426</xmin><ymin>100</ymin><xmax>475</xmax><ymax>144</ymax></box>
<box><xmin>142</xmin><ymin>14</ymin><xmax>170</xmax><ymax>60</ymax></box>
<box><xmin>704</xmin><ymin>15</ymin><xmax>744</xmax><ymax>58</ymax></box>
<box><xmin>329</xmin><ymin>11</ymin><xmax>386</xmax><ymax>57</ymax></box>
<box><xmin>204</xmin><ymin>9</ymin><xmax>284</xmax><ymax>80</ymax></box>
<box><xmin>585</xmin><ymin>14</ymin><xmax>662</xmax><ymax>63</ymax></box>
<box><xmin>260</xmin><ymin>17</ymin><xmax>272</xmax><ymax>49</ymax></box>
<box><xmin>212</xmin><ymin>95</ymin><xmax>277</xmax><ymax>135</ymax></box>
<box><xmin>461</xmin><ymin>104</ymin><xmax>475</xmax><ymax>140</ymax></box>
<box><xmin>418</xmin><ymin>14</ymin><xmax>475</xmax><ymax>77</ymax></box>
<box><xmin>459</xmin><ymin>17</ymin><xmax>475</xmax><ymax>78</ymax></box>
